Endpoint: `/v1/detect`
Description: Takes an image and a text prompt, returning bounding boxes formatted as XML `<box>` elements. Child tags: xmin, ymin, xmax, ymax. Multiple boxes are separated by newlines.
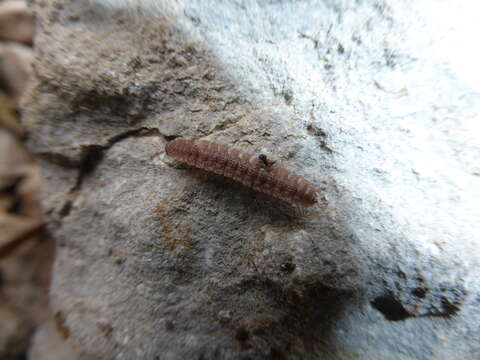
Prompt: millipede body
<box><xmin>165</xmin><ymin>139</ymin><xmax>317</xmax><ymax>207</ymax></box>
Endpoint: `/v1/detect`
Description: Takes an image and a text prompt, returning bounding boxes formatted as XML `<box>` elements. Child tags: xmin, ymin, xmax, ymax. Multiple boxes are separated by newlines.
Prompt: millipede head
<box><xmin>258</xmin><ymin>154</ymin><xmax>276</xmax><ymax>168</ymax></box>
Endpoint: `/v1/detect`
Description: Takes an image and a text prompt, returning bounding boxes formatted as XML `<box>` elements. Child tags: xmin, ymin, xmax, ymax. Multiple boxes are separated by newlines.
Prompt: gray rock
<box><xmin>25</xmin><ymin>0</ymin><xmax>480</xmax><ymax>359</ymax></box>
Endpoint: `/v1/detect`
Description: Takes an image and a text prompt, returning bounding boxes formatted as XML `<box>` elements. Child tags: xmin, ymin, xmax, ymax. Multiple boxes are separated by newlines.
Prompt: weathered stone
<box><xmin>25</xmin><ymin>0</ymin><xmax>480</xmax><ymax>359</ymax></box>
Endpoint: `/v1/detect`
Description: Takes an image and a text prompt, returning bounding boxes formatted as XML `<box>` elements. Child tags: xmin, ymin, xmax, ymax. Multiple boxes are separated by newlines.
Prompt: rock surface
<box><xmin>25</xmin><ymin>0</ymin><xmax>480</xmax><ymax>359</ymax></box>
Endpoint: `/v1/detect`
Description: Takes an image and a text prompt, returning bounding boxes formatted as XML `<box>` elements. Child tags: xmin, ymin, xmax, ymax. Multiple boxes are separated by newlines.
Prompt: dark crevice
<box><xmin>411</xmin><ymin>287</ymin><xmax>427</xmax><ymax>298</ymax></box>
<box><xmin>306</xmin><ymin>123</ymin><xmax>333</xmax><ymax>153</ymax></box>
<box><xmin>108</xmin><ymin>127</ymin><xmax>160</xmax><ymax>145</ymax></box>
<box><xmin>54</xmin><ymin>311</ymin><xmax>71</xmax><ymax>339</ymax></box>
<box><xmin>440</xmin><ymin>297</ymin><xmax>461</xmax><ymax>317</ymax></box>
<box><xmin>76</xmin><ymin>145</ymin><xmax>105</xmax><ymax>188</ymax></box>
<box><xmin>58</xmin><ymin>199</ymin><xmax>73</xmax><ymax>217</ymax></box>
<box><xmin>74</xmin><ymin>127</ymin><xmax>159</xmax><ymax>189</ymax></box>
<box><xmin>282</xmin><ymin>90</ymin><xmax>293</xmax><ymax>106</ymax></box>
<box><xmin>164</xmin><ymin>134</ymin><xmax>179</xmax><ymax>142</ymax></box>
<box><xmin>371</xmin><ymin>293</ymin><xmax>410</xmax><ymax>321</ymax></box>
<box><xmin>57</xmin><ymin>127</ymin><xmax>160</xmax><ymax>218</ymax></box>
<box><xmin>235</xmin><ymin>325</ymin><xmax>250</xmax><ymax>350</ymax></box>
<box><xmin>372</xmin><ymin>287</ymin><xmax>465</xmax><ymax>321</ymax></box>
<box><xmin>307</xmin><ymin>123</ymin><xmax>327</xmax><ymax>137</ymax></box>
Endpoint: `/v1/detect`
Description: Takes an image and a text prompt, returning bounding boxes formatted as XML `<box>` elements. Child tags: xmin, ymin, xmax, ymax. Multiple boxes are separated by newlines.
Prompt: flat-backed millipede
<box><xmin>165</xmin><ymin>139</ymin><xmax>317</xmax><ymax>207</ymax></box>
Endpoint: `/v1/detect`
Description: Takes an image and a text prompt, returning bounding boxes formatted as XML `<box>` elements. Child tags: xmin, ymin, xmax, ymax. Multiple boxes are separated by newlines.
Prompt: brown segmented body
<box><xmin>165</xmin><ymin>139</ymin><xmax>317</xmax><ymax>207</ymax></box>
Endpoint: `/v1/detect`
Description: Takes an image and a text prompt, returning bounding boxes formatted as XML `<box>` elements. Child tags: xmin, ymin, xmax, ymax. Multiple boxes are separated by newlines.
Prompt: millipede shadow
<box><xmin>180</xmin><ymin>165</ymin><xmax>318</xmax><ymax>226</ymax></box>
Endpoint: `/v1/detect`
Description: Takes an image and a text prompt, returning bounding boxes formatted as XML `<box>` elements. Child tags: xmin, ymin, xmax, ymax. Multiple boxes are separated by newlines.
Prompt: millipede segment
<box><xmin>165</xmin><ymin>139</ymin><xmax>317</xmax><ymax>207</ymax></box>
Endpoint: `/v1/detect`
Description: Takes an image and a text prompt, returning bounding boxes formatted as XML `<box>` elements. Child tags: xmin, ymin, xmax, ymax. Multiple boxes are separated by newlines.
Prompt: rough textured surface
<box><xmin>25</xmin><ymin>0</ymin><xmax>480</xmax><ymax>359</ymax></box>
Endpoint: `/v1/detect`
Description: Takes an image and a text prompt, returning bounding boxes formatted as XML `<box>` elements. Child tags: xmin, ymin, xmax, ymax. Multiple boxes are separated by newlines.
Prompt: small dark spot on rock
<box><xmin>173</xmin><ymin>81</ymin><xmax>186</xmax><ymax>94</ymax></box>
<box><xmin>415</xmin><ymin>276</ymin><xmax>425</xmax><ymax>283</ymax></box>
<box><xmin>248</xmin><ymin>315</ymin><xmax>273</xmax><ymax>335</ymax></box>
<box><xmin>165</xmin><ymin>319</ymin><xmax>175</xmax><ymax>331</ymax></box>
<box><xmin>428</xmin><ymin>284</ymin><xmax>467</xmax><ymax>317</ymax></box>
<box><xmin>97</xmin><ymin>323</ymin><xmax>114</xmax><ymax>338</ymax></box>
<box><xmin>203</xmin><ymin>71</ymin><xmax>215</xmax><ymax>81</ymax></box>
<box><xmin>235</xmin><ymin>326</ymin><xmax>250</xmax><ymax>346</ymax></box>
<box><xmin>371</xmin><ymin>294</ymin><xmax>410</xmax><ymax>321</ymax></box>
<box><xmin>54</xmin><ymin>311</ymin><xmax>71</xmax><ymax>339</ymax></box>
<box><xmin>217</xmin><ymin>310</ymin><xmax>232</xmax><ymax>323</ymax></box>
<box><xmin>441</xmin><ymin>297</ymin><xmax>461</xmax><ymax>316</ymax></box>
<box><xmin>285</xmin><ymin>151</ymin><xmax>296</xmax><ymax>160</ymax></box>
<box><xmin>127</xmin><ymin>56</ymin><xmax>142</xmax><ymax>70</ymax></box>
<box><xmin>411</xmin><ymin>287</ymin><xmax>428</xmax><ymax>298</ymax></box>
<box><xmin>322</xmin><ymin>259</ymin><xmax>334</xmax><ymax>267</ymax></box>
<box><xmin>337</xmin><ymin>43</ymin><xmax>345</xmax><ymax>54</ymax></box>
<box><xmin>164</xmin><ymin>135</ymin><xmax>178</xmax><ymax>142</ymax></box>
<box><xmin>307</xmin><ymin>124</ymin><xmax>332</xmax><ymax>152</ymax></box>
<box><xmin>78</xmin><ymin>146</ymin><xmax>104</xmax><ymax>185</ymax></box>
<box><xmin>59</xmin><ymin>200</ymin><xmax>72</xmax><ymax>217</ymax></box>
<box><xmin>283</xmin><ymin>91</ymin><xmax>293</xmax><ymax>105</ymax></box>
<box><xmin>280</xmin><ymin>262</ymin><xmax>295</xmax><ymax>273</ymax></box>
<box><xmin>307</xmin><ymin>123</ymin><xmax>327</xmax><ymax>137</ymax></box>
<box><xmin>110</xmin><ymin>249</ymin><xmax>126</xmax><ymax>265</ymax></box>
<box><xmin>396</xmin><ymin>269</ymin><xmax>407</xmax><ymax>280</ymax></box>
<box><xmin>269</xmin><ymin>347</ymin><xmax>286</xmax><ymax>360</ymax></box>
<box><xmin>352</xmin><ymin>34</ymin><xmax>362</xmax><ymax>44</ymax></box>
